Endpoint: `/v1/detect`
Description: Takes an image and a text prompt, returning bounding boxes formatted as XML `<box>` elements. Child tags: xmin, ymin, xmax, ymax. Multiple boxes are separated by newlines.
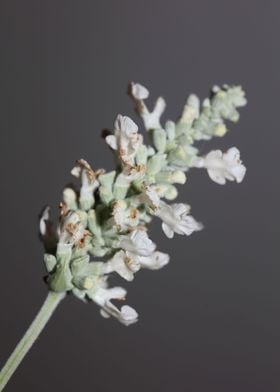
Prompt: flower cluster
<box><xmin>40</xmin><ymin>82</ymin><xmax>246</xmax><ymax>326</ymax></box>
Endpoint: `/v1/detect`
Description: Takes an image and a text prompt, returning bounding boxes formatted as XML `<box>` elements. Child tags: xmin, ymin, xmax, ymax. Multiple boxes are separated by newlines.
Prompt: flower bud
<box><xmin>63</xmin><ymin>188</ymin><xmax>78</xmax><ymax>210</ymax></box>
<box><xmin>164</xmin><ymin>185</ymin><xmax>178</xmax><ymax>200</ymax></box>
<box><xmin>147</xmin><ymin>154</ymin><xmax>166</xmax><ymax>175</ymax></box>
<box><xmin>99</xmin><ymin>171</ymin><xmax>116</xmax><ymax>204</ymax></box>
<box><xmin>44</xmin><ymin>254</ymin><xmax>57</xmax><ymax>272</ymax></box>
<box><xmin>135</xmin><ymin>145</ymin><xmax>148</xmax><ymax>165</ymax></box>
<box><xmin>165</xmin><ymin>121</ymin><xmax>175</xmax><ymax>140</ymax></box>
<box><xmin>214</xmin><ymin>123</ymin><xmax>227</xmax><ymax>137</ymax></box>
<box><xmin>153</xmin><ymin>129</ymin><xmax>167</xmax><ymax>152</ymax></box>
<box><xmin>171</xmin><ymin>171</ymin><xmax>187</xmax><ymax>184</ymax></box>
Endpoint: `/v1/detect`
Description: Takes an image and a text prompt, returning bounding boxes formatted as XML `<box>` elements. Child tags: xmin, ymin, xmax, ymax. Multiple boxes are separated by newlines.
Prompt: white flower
<box><xmin>105</xmin><ymin>114</ymin><xmax>143</xmax><ymax>166</ymax></box>
<box><xmin>116</xmin><ymin>164</ymin><xmax>146</xmax><ymax>186</ymax></box>
<box><xmin>103</xmin><ymin>250</ymin><xmax>140</xmax><ymax>281</ymax></box>
<box><xmin>104</xmin><ymin>249</ymin><xmax>169</xmax><ymax>281</ymax></box>
<box><xmin>197</xmin><ymin>147</ymin><xmax>246</xmax><ymax>185</ymax></box>
<box><xmin>129</xmin><ymin>82</ymin><xmax>166</xmax><ymax>130</ymax></box>
<box><xmin>111</xmin><ymin>200</ymin><xmax>140</xmax><ymax>231</ymax></box>
<box><xmin>71</xmin><ymin>159</ymin><xmax>100</xmax><ymax>209</ymax></box>
<box><xmin>141</xmin><ymin>185</ymin><xmax>161</xmax><ymax>211</ymax></box>
<box><xmin>58</xmin><ymin>211</ymin><xmax>85</xmax><ymax>246</ymax></box>
<box><xmin>39</xmin><ymin>206</ymin><xmax>58</xmax><ymax>251</ymax></box>
<box><xmin>91</xmin><ymin>286</ymin><xmax>138</xmax><ymax>326</ymax></box>
<box><xmin>117</xmin><ymin>229</ymin><xmax>156</xmax><ymax>256</ymax></box>
<box><xmin>156</xmin><ymin>202</ymin><xmax>203</xmax><ymax>238</ymax></box>
<box><xmin>137</xmin><ymin>251</ymin><xmax>170</xmax><ymax>270</ymax></box>
<box><xmin>113</xmin><ymin>164</ymin><xmax>146</xmax><ymax>199</ymax></box>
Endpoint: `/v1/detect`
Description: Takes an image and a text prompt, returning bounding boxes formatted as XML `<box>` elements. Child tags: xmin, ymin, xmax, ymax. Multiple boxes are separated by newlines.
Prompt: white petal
<box><xmin>100</xmin><ymin>309</ymin><xmax>110</xmax><ymax>318</ymax></box>
<box><xmin>93</xmin><ymin>287</ymin><xmax>138</xmax><ymax>326</ymax></box>
<box><xmin>172</xmin><ymin>203</ymin><xmax>191</xmax><ymax>217</ymax></box>
<box><xmin>143</xmin><ymin>97</ymin><xmax>166</xmax><ymax>130</ymax></box>
<box><xmin>120</xmin><ymin>305</ymin><xmax>138</xmax><ymax>326</ymax></box>
<box><xmin>119</xmin><ymin>230</ymin><xmax>156</xmax><ymax>256</ymax></box>
<box><xmin>162</xmin><ymin>222</ymin><xmax>174</xmax><ymax>238</ymax></box>
<box><xmin>180</xmin><ymin>216</ymin><xmax>204</xmax><ymax>236</ymax></box>
<box><xmin>131</xmin><ymin>82</ymin><xmax>149</xmax><ymax>100</ymax></box>
<box><xmin>107</xmin><ymin>287</ymin><xmax>127</xmax><ymax>300</ymax></box>
<box><xmin>207</xmin><ymin>169</ymin><xmax>227</xmax><ymax>185</ymax></box>
<box><xmin>139</xmin><ymin>251</ymin><xmax>170</xmax><ymax>270</ymax></box>
<box><xmin>40</xmin><ymin>206</ymin><xmax>50</xmax><ymax>236</ymax></box>
<box><xmin>114</xmin><ymin>114</ymin><xmax>138</xmax><ymax>133</ymax></box>
<box><xmin>105</xmin><ymin>135</ymin><xmax>118</xmax><ymax>150</ymax></box>
<box><xmin>130</xmin><ymin>230</ymin><xmax>156</xmax><ymax>256</ymax></box>
<box><xmin>232</xmin><ymin>164</ymin><xmax>246</xmax><ymax>183</ymax></box>
<box><xmin>206</xmin><ymin>150</ymin><xmax>223</xmax><ymax>161</ymax></box>
<box><xmin>107</xmin><ymin>251</ymin><xmax>135</xmax><ymax>281</ymax></box>
<box><xmin>223</xmin><ymin>146</ymin><xmax>240</xmax><ymax>162</ymax></box>
<box><xmin>71</xmin><ymin>166</ymin><xmax>81</xmax><ymax>178</ymax></box>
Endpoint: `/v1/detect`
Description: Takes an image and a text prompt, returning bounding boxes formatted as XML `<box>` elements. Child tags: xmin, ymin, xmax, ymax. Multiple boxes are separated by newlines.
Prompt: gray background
<box><xmin>0</xmin><ymin>1</ymin><xmax>279</xmax><ymax>391</ymax></box>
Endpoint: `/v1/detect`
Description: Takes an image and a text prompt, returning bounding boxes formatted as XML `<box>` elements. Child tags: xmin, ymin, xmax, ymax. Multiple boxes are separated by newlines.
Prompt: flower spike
<box><xmin>38</xmin><ymin>82</ymin><xmax>246</xmax><ymax>324</ymax></box>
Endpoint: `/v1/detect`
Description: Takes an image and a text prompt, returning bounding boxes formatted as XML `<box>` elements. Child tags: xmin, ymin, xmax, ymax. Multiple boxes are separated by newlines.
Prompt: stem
<box><xmin>0</xmin><ymin>291</ymin><xmax>65</xmax><ymax>391</ymax></box>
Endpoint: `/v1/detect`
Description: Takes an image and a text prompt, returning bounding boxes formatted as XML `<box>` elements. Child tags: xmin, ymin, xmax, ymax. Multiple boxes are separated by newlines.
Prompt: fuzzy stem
<box><xmin>0</xmin><ymin>291</ymin><xmax>65</xmax><ymax>391</ymax></box>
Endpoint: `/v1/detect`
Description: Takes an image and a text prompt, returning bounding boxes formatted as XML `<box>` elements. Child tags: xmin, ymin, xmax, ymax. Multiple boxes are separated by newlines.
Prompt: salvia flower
<box><xmin>129</xmin><ymin>82</ymin><xmax>166</xmax><ymax>130</ymax></box>
<box><xmin>137</xmin><ymin>251</ymin><xmax>170</xmax><ymax>270</ymax></box>
<box><xmin>111</xmin><ymin>200</ymin><xmax>140</xmax><ymax>231</ymax></box>
<box><xmin>104</xmin><ymin>248</ymin><xmax>170</xmax><ymax>282</ymax></box>
<box><xmin>156</xmin><ymin>202</ymin><xmax>203</xmax><ymax>238</ymax></box>
<box><xmin>106</xmin><ymin>114</ymin><xmax>143</xmax><ymax>166</ymax></box>
<box><xmin>90</xmin><ymin>286</ymin><xmax>138</xmax><ymax>326</ymax></box>
<box><xmin>103</xmin><ymin>250</ymin><xmax>140</xmax><ymax>281</ymax></box>
<box><xmin>195</xmin><ymin>147</ymin><xmax>246</xmax><ymax>185</ymax></box>
<box><xmin>58</xmin><ymin>210</ymin><xmax>85</xmax><ymax>247</ymax></box>
<box><xmin>117</xmin><ymin>229</ymin><xmax>156</xmax><ymax>257</ymax></box>
<box><xmin>71</xmin><ymin>159</ymin><xmax>101</xmax><ymax>210</ymax></box>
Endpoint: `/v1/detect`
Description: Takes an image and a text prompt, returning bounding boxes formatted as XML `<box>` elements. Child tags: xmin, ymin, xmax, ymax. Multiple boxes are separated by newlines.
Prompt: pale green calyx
<box><xmin>39</xmin><ymin>81</ymin><xmax>247</xmax><ymax>326</ymax></box>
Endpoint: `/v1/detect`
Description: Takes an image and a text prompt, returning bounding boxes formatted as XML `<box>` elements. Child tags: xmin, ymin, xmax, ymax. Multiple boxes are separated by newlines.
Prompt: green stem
<box><xmin>0</xmin><ymin>291</ymin><xmax>65</xmax><ymax>391</ymax></box>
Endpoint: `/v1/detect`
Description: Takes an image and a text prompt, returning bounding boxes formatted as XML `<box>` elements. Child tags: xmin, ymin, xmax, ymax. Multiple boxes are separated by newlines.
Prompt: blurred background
<box><xmin>0</xmin><ymin>1</ymin><xmax>279</xmax><ymax>391</ymax></box>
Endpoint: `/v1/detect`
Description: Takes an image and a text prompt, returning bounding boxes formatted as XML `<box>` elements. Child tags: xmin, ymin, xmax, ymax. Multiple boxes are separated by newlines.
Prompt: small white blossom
<box><xmin>71</xmin><ymin>159</ymin><xmax>100</xmax><ymax>210</ymax></box>
<box><xmin>103</xmin><ymin>250</ymin><xmax>140</xmax><ymax>281</ymax></box>
<box><xmin>118</xmin><ymin>229</ymin><xmax>156</xmax><ymax>256</ymax></box>
<box><xmin>116</xmin><ymin>164</ymin><xmax>146</xmax><ymax>186</ymax></box>
<box><xmin>129</xmin><ymin>82</ymin><xmax>166</xmax><ymax>130</ymax></box>
<box><xmin>137</xmin><ymin>251</ymin><xmax>170</xmax><ymax>270</ymax></box>
<box><xmin>143</xmin><ymin>97</ymin><xmax>166</xmax><ymax>130</ymax></box>
<box><xmin>104</xmin><ymin>249</ymin><xmax>169</xmax><ymax>281</ymax></box>
<box><xmin>92</xmin><ymin>286</ymin><xmax>138</xmax><ymax>326</ymax></box>
<box><xmin>141</xmin><ymin>184</ymin><xmax>161</xmax><ymax>211</ymax></box>
<box><xmin>106</xmin><ymin>114</ymin><xmax>143</xmax><ymax>166</ymax></box>
<box><xmin>156</xmin><ymin>202</ymin><xmax>203</xmax><ymax>238</ymax></box>
<box><xmin>58</xmin><ymin>211</ymin><xmax>85</xmax><ymax>246</ymax></box>
<box><xmin>111</xmin><ymin>200</ymin><xmax>140</xmax><ymax>231</ymax></box>
<box><xmin>196</xmin><ymin>147</ymin><xmax>246</xmax><ymax>185</ymax></box>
